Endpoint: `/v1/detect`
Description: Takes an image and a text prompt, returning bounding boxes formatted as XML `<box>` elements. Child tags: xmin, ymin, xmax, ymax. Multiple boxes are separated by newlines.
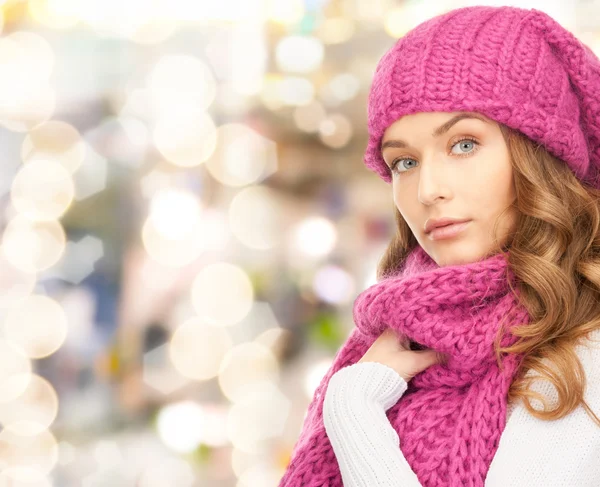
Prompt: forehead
<box><xmin>381</xmin><ymin>111</ymin><xmax>493</xmax><ymax>142</ymax></box>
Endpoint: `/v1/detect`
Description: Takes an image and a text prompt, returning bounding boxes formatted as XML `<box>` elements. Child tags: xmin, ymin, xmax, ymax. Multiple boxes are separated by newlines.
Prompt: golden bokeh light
<box><xmin>226</xmin><ymin>380</ymin><xmax>289</xmax><ymax>452</ymax></box>
<box><xmin>11</xmin><ymin>158</ymin><xmax>75</xmax><ymax>222</ymax></box>
<box><xmin>28</xmin><ymin>0</ymin><xmax>80</xmax><ymax>29</ymax></box>
<box><xmin>152</xmin><ymin>112</ymin><xmax>217</xmax><ymax>168</ymax></box>
<box><xmin>218</xmin><ymin>342</ymin><xmax>279</xmax><ymax>402</ymax></box>
<box><xmin>318</xmin><ymin>113</ymin><xmax>353</xmax><ymax>148</ymax></box>
<box><xmin>228</xmin><ymin>186</ymin><xmax>285</xmax><ymax>250</ymax></box>
<box><xmin>0</xmin><ymin>252</ymin><xmax>36</xmax><ymax>309</ymax></box>
<box><xmin>190</xmin><ymin>262</ymin><xmax>254</xmax><ymax>327</ymax></box>
<box><xmin>205</xmin><ymin>123</ymin><xmax>277</xmax><ymax>186</ymax></box>
<box><xmin>0</xmin><ymin>339</ymin><xmax>32</xmax><ymax>404</ymax></box>
<box><xmin>21</xmin><ymin>120</ymin><xmax>85</xmax><ymax>174</ymax></box>
<box><xmin>0</xmin><ymin>427</ymin><xmax>58</xmax><ymax>479</ymax></box>
<box><xmin>0</xmin><ymin>374</ymin><xmax>59</xmax><ymax>435</ymax></box>
<box><xmin>288</xmin><ymin>216</ymin><xmax>338</xmax><ymax>259</ymax></box>
<box><xmin>1</xmin><ymin>216</ymin><xmax>66</xmax><ymax>273</ymax></box>
<box><xmin>3</xmin><ymin>294</ymin><xmax>68</xmax><ymax>359</ymax></box>
<box><xmin>0</xmin><ymin>31</ymin><xmax>55</xmax><ymax>131</ymax></box>
<box><xmin>275</xmin><ymin>35</ymin><xmax>324</xmax><ymax>74</ymax></box>
<box><xmin>169</xmin><ymin>317</ymin><xmax>233</xmax><ymax>381</ymax></box>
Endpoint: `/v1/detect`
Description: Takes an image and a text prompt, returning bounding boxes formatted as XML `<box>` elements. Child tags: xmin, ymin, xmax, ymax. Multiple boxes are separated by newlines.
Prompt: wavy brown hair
<box><xmin>376</xmin><ymin>123</ymin><xmax>600</xmax><ymax>426</ymax></box>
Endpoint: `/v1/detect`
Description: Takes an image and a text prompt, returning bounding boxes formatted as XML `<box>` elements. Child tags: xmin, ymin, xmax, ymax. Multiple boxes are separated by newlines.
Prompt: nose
<box><xmin>417</xmin><ymin>157</ymin><xmax>450</xmax><ymax>205</ymax></box>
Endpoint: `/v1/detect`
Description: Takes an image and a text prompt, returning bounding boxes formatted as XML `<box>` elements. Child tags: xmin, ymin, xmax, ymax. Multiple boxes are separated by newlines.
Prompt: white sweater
<box><xmin>322</xmin><ymin>329</ymin><xmax>600</xmax><ymax>486</ymax></box>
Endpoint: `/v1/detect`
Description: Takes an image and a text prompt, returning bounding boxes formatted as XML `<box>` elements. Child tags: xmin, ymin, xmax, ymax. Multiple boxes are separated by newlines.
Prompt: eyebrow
<box><xmin>380</xmin><ymin>113</ymin><xmax>490</xmax><ymax>152</ymax></box>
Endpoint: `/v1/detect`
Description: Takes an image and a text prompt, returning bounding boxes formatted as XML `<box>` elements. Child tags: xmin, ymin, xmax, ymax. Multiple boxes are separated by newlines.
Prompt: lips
<box><xmin>425</xmin><ymin>218</ymin><xmax>471</xmax><ymax>234</ymax></box>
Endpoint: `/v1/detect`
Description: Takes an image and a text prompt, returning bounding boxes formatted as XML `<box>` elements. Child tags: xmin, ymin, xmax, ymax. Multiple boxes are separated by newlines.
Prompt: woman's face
<box><xmin>381</xmin><ymin>111</ymin><xmax>518</xmax><ymax>266</ymax></box>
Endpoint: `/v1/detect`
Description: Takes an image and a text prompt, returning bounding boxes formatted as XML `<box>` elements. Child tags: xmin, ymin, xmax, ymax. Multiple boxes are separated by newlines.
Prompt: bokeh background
<box><xmin>0</xmin><ymin>0</ymin><xmax>597</xmax><ymax>486</ymax></box>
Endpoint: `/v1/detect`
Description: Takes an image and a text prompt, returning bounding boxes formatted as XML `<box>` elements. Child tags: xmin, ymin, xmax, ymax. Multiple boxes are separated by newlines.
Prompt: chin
<box><xmin>426</xmin><ymin>245</ymin><xmax>488</xmax><ymax>267</ymax></box>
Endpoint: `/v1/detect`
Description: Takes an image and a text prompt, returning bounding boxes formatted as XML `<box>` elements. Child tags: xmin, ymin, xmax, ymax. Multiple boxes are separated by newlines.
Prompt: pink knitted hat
<box><xmin>364</xmin><ymin>6</ymin><xmax>600</xmax><ymax>189</ymax></box>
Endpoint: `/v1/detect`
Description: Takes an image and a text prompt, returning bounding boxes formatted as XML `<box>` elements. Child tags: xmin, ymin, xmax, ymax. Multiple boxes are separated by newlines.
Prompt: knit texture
<box><xmin>279</xmin><ymin>245</ymin><xmax>531</xmax><ymax>486</ymax></box>
<box><xmin>364</xmin><ymin>6</ymin><xmax>600</xmax><ymax>189</ymax></box>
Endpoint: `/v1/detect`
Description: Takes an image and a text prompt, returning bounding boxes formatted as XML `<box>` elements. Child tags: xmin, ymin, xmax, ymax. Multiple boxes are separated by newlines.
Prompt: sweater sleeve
<box><xmin>322</xmin><ymin>361</ymin><xmax>423</xmax><ymax>487</ymax></box>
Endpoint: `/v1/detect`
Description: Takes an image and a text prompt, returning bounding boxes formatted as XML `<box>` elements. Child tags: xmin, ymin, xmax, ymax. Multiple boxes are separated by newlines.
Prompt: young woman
<box><xmin>279</xmin><ymin>5</ymin><xmax>600</xmax><ymax>487</ymax></box>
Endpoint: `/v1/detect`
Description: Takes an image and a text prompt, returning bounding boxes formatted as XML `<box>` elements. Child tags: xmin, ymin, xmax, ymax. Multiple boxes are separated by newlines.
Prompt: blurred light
<box><xmin>0</xmin><ymin>252</ymin><xmax>36</xmax><ymax>309</ymax></box>
<box><xmin>138</xmin><ymin>457</ymin><xmax>195</xmax><ymax>487</ymax></box>
<box><xmin>166</xmin><ymin>0</ymin><xmax>264</xmax><ymax>22</ymax></box>
<box><xmin>0</xmin><ymin>339</ymin><xmax>32</xmax><ymax>403</ymax></box>
<box><xmin>77</xmin><ymin>0</ymin><xmax>172</xmax><ymax>40</ymax></box>
<box><xmin>195</xmin><ymin>403</ymin><xmax>229</xmax><ymax>447</ymax></box>
<box><xmin>191</xmin><ymin>262</ymin><xmax>254</xmax><ymax>327</ymax></box>
<box><xmin>229</xmin><ymin>24</ymin><xmax>267</xmax><ymax>97</ymax></box>
<box><xmin>0</xmin><ymin>469</ymin><xmax>52</xmax><ymax>486</ymax></box>
<box><xmin>131</xmin><ymin>21</ymin><xmax>177</xmax><ymax>45</ymax></box>
<box><xmin>253</xmin><ymin>328</ymin><xmax>288</xmax><ymax>357</ymax></box>
<box><xmin>56</xmin><ymin>286</ymin><xmax>95</xmax><ymax>352</ymax></box>
<box><xmin>53</xmin><ymin>235</ymin><xmax>104</xmax><ymax>285</ymax></box>
<box><xmin>149</xmin><ymin>189</ymin><xmax>202</xmax><ymax>240</ymax></box>
<box><xmin>169</xmin><ymin>317</ymin><xmax>233</xmax><ymax>381</ymax></box>
<box><xmin>266</xmin><ymin>0</ymin><xmax>304</xmax><ymax>25</ymax></box>
<box><xmin>229</xmin><ymin>186</ymin><xmax>284</xmax><ymax>250</ymax></box>
<box><xmin>148</xmin><ymin>54</ymin><xmax>216</xmax><ymax>117</ymax></box>
<box><xmin>213</xmin><ymin>82</ymin><xmax>252</xmax><ymax>116</ymax></box>
<box><xmin>579</xmin><ymin>32</ymin><xmax>600</xmax><ymax>58</ymax></box>
<box><xmin>316</xmin><ymin>17</ymin><xmax>355</xmax><ymax>44</ymax></box>
<box><xmin>153</xmin><ymin>112</ymin><xmax>217</xmax><ymax>168</ymax></box>
<box><xmin>461</xmin><ymin>0</ymin><xmax>575</xmax><ymax>30</ymax></box>
<box><xmin>318</xmin><ymin>113</ymin><xmax>353</xmax><ymax>148</ymax></box>
<box><xmin>143</xmin><ymin>344</ymin><xmax>190</xmax><ymax>395</ymax></box>
<box><xmin>205</xmin><ymin>123</ymin><xmax>278</xmax><ymax>187</ymax></box>
<box><xmin>10</xmin><ymin>158</ymin><xmax>75</xmax><ymax>222</ymax></box>
<box><xmin>83</xmin><ymin>116</ymin><xmax>150</xmax><ymax>169</ymax></box>
<box><xmin>142</xmin><ymin>196</ymin><xmax>209</xmax><ymax>267</ymax></box>
<box><xmin>0</xmin><ymin>374</ymin><xmax>59</xmax><ymax>435</ymax></box>
<box><xmin>290</xmin><ymin>216</ymin><xmax>337</xmax><ymax>258</ymax></box>
<box><xmin>21</xmin><ymin>120</ymin><xmax>85</xmax><ymax>174</ymax></box>
<box><xmin>71</xmin><ymin>144</ymin><xmax>108</xmax><ymax>201</ymax></box>
<box><xmin>196</xmin><ymin>208</ymin><xmax>231</xmax><ymax>252</ymax></box>
<box><xmin>28</xmin><ymin>0</ymin><xmax>80</xmax><ymax>29</ymax></box>
<box><xmin>312</xmin><ymin>265</ymin><xmax>356</xmax><ymax>305</ymax></box>
<box><xmin>2</xmin><ymin>216</ymin><xmax>66</xmax><ymax>273</ymax></box>
<box><xmin>3</xmin><ymin>294</ymin><xmax>67</xmax><ymax>358</ymax></box>
<box><xmin>218</xmin><ymin>342</ymin><xmax>279</xmax><ymax>402</ymax></box>
<box><xmin>56</xmin><ymin>440</ymin><xmax>75</xmax><ymax>466</ymax></box>
<box><xmin>293</xmin><ymin>101</ymin><xmax>327</xmax><ymax>133</ymax></box>
<box><xmin>156</xmin><ymin>401</ymin><xmax>205</xmax><ymax>453</ymax></box>
<box><xmin>304</xmin><ymin>358</ymin><xmax>333</xmax><ymax>399</ymax></box>
<box><xmin>384</xmin><ymin>4</ymin><xmax>443</xmax><ymax>38</ymax></box>
<box><xmin>1</xmin><ymin>31</ymin><xmax>54</xmax><ymax>81</ymax></box>
<box><xmin>92</xmin><ymin>440</ymin><xmax>122</xmax><ymax>470</ymax></box>
<box><xmin>277</xmin><ymin>76</ymin><xmax>315</xmax><ymax>106</ymax></box>
<box><xmin>231</xmin><ymin>448</ymin><xmax>263</xmax><ymax>478</ymax></box>
<box><xmin>237</xmin><ymin>463</ymin><xmax>285</xmax><ymax>487</ymax></box>
<box><xmin>226</xmin><ymin>381</ymin><xmax>289</xmax><ymax>452</ymax></box>
<box><xmin>0</xmin><ymin>32</ymin><xmax>55</xmax><ymax>131</ymax></box>
<box><xmin>327</xmin><ymin>73</ymin><xmax>360</xmax><ymax>102</ymax></box>
<box><xmin>139</xmin><ymin>169</ymin><xmax>176</xmax><ymax>199</ymax></box>
<box><xmin>260</xmin><ymin>74</ymin><xmax>284</xmax><ymax>110</ymax></box>
<box><xmin>275</xmin><ymin>36</ymin><xmax>324</xmax><ymax>74</ymax></box>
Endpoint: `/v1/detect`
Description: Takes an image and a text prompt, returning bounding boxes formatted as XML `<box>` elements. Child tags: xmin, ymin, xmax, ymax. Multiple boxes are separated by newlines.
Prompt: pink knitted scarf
<box><xmin>279</xmin><ymin>245</ymin><xmax>531</xmax><ymax>486</ymax></box>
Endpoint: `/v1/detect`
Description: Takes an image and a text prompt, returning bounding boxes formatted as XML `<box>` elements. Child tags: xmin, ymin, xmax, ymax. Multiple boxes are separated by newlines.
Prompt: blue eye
<box><xmin>389</xmin><ymin>137</ymin><xmax>480</xmax><ymax>175</ymax></box>
<box><xmin>451</xmin><ymin>138</ymin><xmax>476</xmax><ymax>155</ymax></box>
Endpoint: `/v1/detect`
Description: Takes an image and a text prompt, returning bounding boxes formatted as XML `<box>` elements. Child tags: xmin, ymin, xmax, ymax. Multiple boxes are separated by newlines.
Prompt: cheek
<box><xmin>393</xmin><ymin>188</ymin><xmax>422</xmax><ymax>229</ymax></box>
<box><xmin>472</xmin><ymin>152</ymin><xmax>515</xmax><ymax>207</ymax></box>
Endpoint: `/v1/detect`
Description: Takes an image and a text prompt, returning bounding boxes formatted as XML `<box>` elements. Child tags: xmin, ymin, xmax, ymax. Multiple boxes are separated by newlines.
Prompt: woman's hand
<box><xmin>358</xmin><ymin>328</ymin><xmax>447</xmax><ymax>382</ymax></box>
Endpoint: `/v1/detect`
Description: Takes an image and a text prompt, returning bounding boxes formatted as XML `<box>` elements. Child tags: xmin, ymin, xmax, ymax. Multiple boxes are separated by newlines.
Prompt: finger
<box><xmin>413</xmin><ymin>349</ymin><xmax>441</xmax><ymax>367</ymax></box>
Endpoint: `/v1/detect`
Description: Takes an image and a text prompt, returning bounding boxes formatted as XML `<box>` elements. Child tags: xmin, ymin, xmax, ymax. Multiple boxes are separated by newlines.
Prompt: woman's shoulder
<box><xmin>507</xmin><ymin>327</ymin><xmax>600</xmax><ymax>417</ymax></box>
<box><xmin>487</xmin><ymin>328</ymin><xmax>600</xmax><ymax>485</ymax></box>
